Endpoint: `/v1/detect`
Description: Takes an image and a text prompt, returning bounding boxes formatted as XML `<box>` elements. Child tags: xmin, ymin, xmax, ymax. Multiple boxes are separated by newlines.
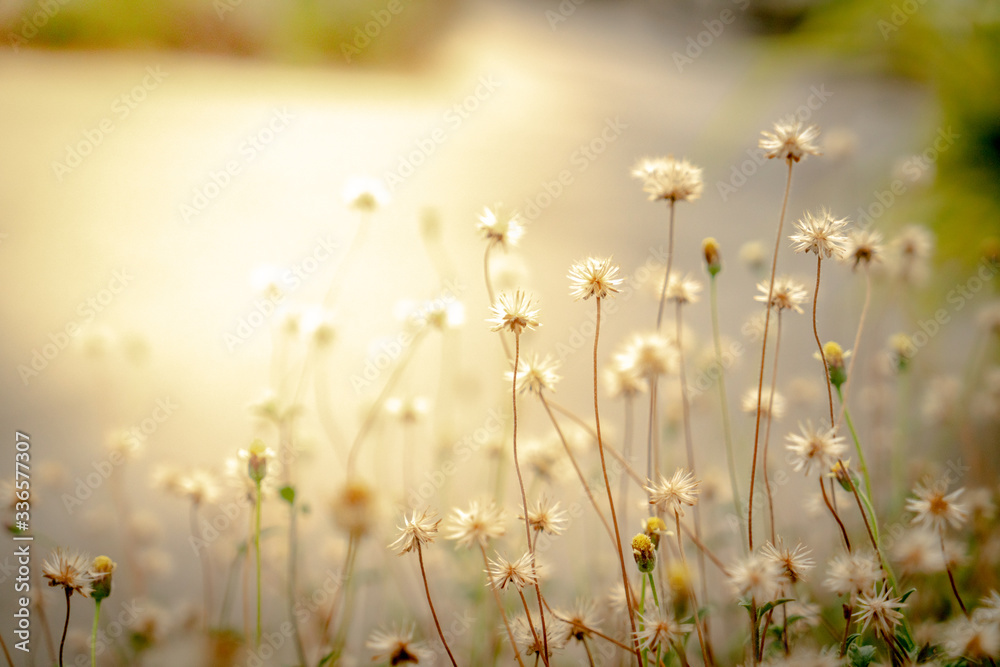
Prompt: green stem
<box><xmin>710</xmin><ymin>274</ymin><xmax>745</xmax><ymax>551</ymax></box>
<box><xmin>646</xmin><ymin>573</ymin><xmax>660</xmax><ymax>608</ymax></box>
<box><xmin>90</xmin><ymin>599</ymin><xmax>101</xmax><ymax>667</ymax></box>
<box><xmin>836</xmin><ymin>386</ymin><xmax>874</xmax><ymax>510</ymax></box>
<box><xmin>640</xmin><ymin>577</ymin><xmax>649</xmax><ymax>666</ymax></box>
<box><xmin>254</xmin><ymin>480</ymin><xmax>262</xmax><ymax>647</ymax></box>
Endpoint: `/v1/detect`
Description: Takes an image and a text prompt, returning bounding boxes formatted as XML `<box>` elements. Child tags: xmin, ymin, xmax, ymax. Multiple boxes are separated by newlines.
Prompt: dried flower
<box><xmin>785</xmin><ymin>421</ymin><xmax>847</xmax><ymax>475</ymax></box>
<box><xmin>759</xmin><ymin>120</ymin><xmax>821</xmax><ymax>162</ymax></box>
<box><xmin>634</xmin><ymin>608</ymin><xmax>693</xmax><ymax>652</ymax></box>
<box><xmin>42</xmin><ymin>550</ymin><xmax>93</xmax><ymax>598</ymax></box>
<box><xmin>568</xmin><ymin>257</ymin><xmax>623</xmax><ymax>301</ymax></box>
<box><xmin>513</xmin><ymin>614</ymin><xmax>565</xmax><ymax>658</ymax></box>
<box><xmin>478</xmin><ymin>204</ymin><xmax>524</xmax><ymax>249</ymax></box>
<box><xmin>617</xmin><ymin>332</ymin><xmax>678</xmax><ymax>378</ymax></box>
<box><xmin>521</xmin><ymin>496</ymin><xmax>569</xmax><ymax>536</ymax></box>
<box><xmin>854</xmin><ymin>586</ymin><xmax>906</xmax><ymax>639</ymax></box>
<box><xmin>487</xmin><ymin>552</ymin><xmax>537</xmax><ymax>590</ymax></box>
<box><xmin>646</xmin><ymin>468</ymin><xmax>700</xmax><ymax>517</ymax></box>
<box><xmin>906</xmin><ymin>479</ymin><xmax>968</xmax><ymax>533</ymax></box>
<box><xmin>331</xmin><ymin>480</ymin><xmax>376</xmax><ymax>537</ymax></box>
<box><xmin>488</xmin><ymin>290</ymin><xmax>540</xmax><ymax>335</ymax></box>
<box><xmin>389</xmin><ymin>509</ymin><xmax>441</xmax><ymax>555</ymax></box>
<box><xmin>761</xmin><ymin>540</ymin><xmax>815</xmax><ymax>585</ymax></box>
<box><xmin>343</xmin><ymin>177</ymin><xmax>389</xmax><ymax>212</ymax></box>
<box><xmin>558</xmin><ymin>599</ymin><xmax>602</xmax><ymax>643</ymax></box>
<box><xmin>789</xmin><ymin>209</ymin><xmax>849</xmax><ymax>259</ymax></box>
<box><xmin>631</xmin><ymin>155</ymin><xmax>703</xmax><ymax>202</ymax></box>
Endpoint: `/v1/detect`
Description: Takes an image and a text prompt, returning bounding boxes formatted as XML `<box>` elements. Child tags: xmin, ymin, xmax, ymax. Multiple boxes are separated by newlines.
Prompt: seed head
<box><xmin>755</xmin><ymin>276</ymin><xmax>808</xmax><ymax>314</ymax></box>
<box><xmin>785</xmin><ymin>421</ymin><xmax>846</xmax><ymax>475</ymax></box>
<box><xmin>478</xmin><ymin>204</ymin><xmax>524</xmax><ymax>249</ymax></box>
<box><xmin>488</xmin><ymin>290</ymin><xmax>540</xmax><ymax>335</ymax></box>
<box><xmin>42</xmin><ymin>549</ymin><xmax>93</xmax><ymax>598</ymax></box>
<box><xmin>389</xmin><ymin>508</ymin><xmax>441</xmax><ymax>555</ymax></box>
<box><xmin>506</xmin><ymin>353</ymin><xmax>561</xmax><ymax>395</ymax></box>
<box><xmin>906</xmin><ymin>479</ymin><xmax>968</xmax><ymax>533</ymax></box>
<box><xmin>789</xmin><ymin>209</ymin><xmax>849</xmax><ymax>258</ymax></box>
<box><xmin>568</xmin><ymin>257</ymin><xmax>623</xmax><ymax>301</ymax></box>
<box><xmin>486</xmin><ymin>552</ymin><xmax>537</xmax><ymax>590</ymax></box>
<box><xmin>645</xmin><ymin>468</ymin><xmax>700</xmax><ymax>517</ymax></box>
<box><xmin>446</xmin><ymin>501</ymin><xmax>506</xmax><ymax>550</ymax></box>
<box><xmin>759</xmin><ymin>120</ymin><xmax>821</xmax><ymax>163</ymax></box>
<box><xmin>631</xmin><ymin>155</ymin><xmax>703</xmax><ymax>202</ymax></box>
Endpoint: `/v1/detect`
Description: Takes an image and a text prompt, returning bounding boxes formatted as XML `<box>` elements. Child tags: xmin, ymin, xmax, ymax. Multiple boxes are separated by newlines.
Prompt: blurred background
<box><xmin>1</xmin><ymin>0</ymin><xmax>998</xmax><ymax>663</ymax></box>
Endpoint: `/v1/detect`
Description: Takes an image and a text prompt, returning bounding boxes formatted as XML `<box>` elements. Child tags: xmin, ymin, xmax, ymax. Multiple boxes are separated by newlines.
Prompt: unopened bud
<box><xmin>702</xmin><ymin>237</ymin><xmax>722</xmax><ymax>276</ymax></box>
<box><xmin>631</xmin><ymin>534</ymin><xmax>656</xmax><ymax>573</ymax></box>
<box><xmin>90</xmin><ymin>556</ymin><xmax>116</xmax><ymax>602</ymax></box>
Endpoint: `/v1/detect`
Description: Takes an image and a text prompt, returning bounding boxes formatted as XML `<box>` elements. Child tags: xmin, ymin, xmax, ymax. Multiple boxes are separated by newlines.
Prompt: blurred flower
<box><xmin>506</xmin><ymin>353</ymin><xmax>561</xmax><ymax>395</ymax></box>
<box><xmin>385</xmin><ymin>396</ymin><xmax>430</xmax><ymax>423</ymax></box>
<box><xmin>739</xmin><ymin>240</ymin><xmax>768</xmax><ymax>274</ymax></box>
<box><xmin>179</xmin><ymin>469</ymin><xmax>221</xmax><ymax>505</ymax></box>
<box><xmin>366</xmin><ymin>623</ymin><xmax>435</xmax><ymax>665</ymax></box>
<box><xmin>892</xmin><ymin>527</ymin><xmax>945</xmax><ymax>575</ymax></box>
<box><xmin>446</xmin><ymin>501</ymin><xmax>506</xmax><ymax>550</ymax></box>
<box><xmin>759</xmin><ymin>120</ymin><xmax>821</xmax><ymax>162</ymax></box>
<box><xmin>824</xmin><ymin>552</ymin><xmax>881</xmax><ymax>597</ymax></box>
<box><xmin>558</xmin><ymin>599</ymin><xmax>601</xmax><ymax>643</ymax></box>
<box><xmin>512</xmin><ymin>614</ymin><xmax>565</xmax><ymax>659</ymax></box>
<box><xmin>89</xmin><ymin>555</ymin><xmax>116</xmax><ymax>602</ymax></box>
<box><xmin>665</xmin><ymin>271</ymin><xmax>702</xmax><ymax>304</ymax></box>
<box><xmin>238</xmin><ymin>439</ymin><xmax>275</xmax><ymax>484</ymax></box>
<box><xmin>617</xmin><ymin>332</ymin><xmax>678</xmax><ymax>378</ymax></box>
<box><xmin>703</xmin><ymin>237</ymin><xmax>722</xmax><ymax>276</ymax></box>
<box><xmin>906</xmin><ymin>479</ymin><xmax>968</xmax><ymax>533</ymax></box>
<box><xmin>488</xmin><ymin>290</ymin><xmax>540</xmax><ymax>335</ymax></box>
<box><xmin>728</xmin><ymin>552</ymin><xmax>784</xmax><ymax>601</ymax></box>
<box><xmin>741</xmin><ymin>385</ymin><xmax>786</xmax><ymax>420</ymax></box>
<box><xmin>330</xmin><ymin>480</ymin><xmax>376</xmax><ymax>537</ymax></box>
<box><xmin>389</xmin><ymin>508</ymin><xmax>440</xmax><ymax>555</ymax></box>
<box><xmin>842</xmin><ymin>228</ymin><xmax>884</xmax><ymax>270</ymax></box>
<box><xmin>342</xmin><ymin>177</ymin><xmax>389</xmax><ymax>212</ymax></box>
<box><xmin>755</xmin><ymin>276</ymin><xmax>808</xmax><ymax>314</ymax></box>
<box><xmin>888</xmin><ymin>225</ymin><xmax>935</xmax><ymax>285</ymax></box>
<box><xmin>568</xmin><ymin>257</ymin><xmax>623</xmax><ymax>301</ymax></box>
<box><xmin>944</xmin><ymin>618</ymin><xmax>1000</xmax><ymax>661</ymax></box>
<box><xmin>789</xmin><ymin>209</ymin><xmax>849</xmax><ymax>259</ymax></box>
<box><xmin>478</xmin><ymin>204</ymin><xmax>524</xmax><ymax>249</ymax></box>
<box><xmin>634</xmin><ymin>608</ymin><xmax>693</xmax><ymax>652</ymax></box>
<box><xmin>631</xmin><ymin>155</ymin><xmax>703</xmax><ymax>202</ymax></box>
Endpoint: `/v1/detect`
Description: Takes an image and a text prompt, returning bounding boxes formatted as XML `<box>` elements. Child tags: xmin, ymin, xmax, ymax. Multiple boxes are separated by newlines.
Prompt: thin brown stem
<box><xmin>480</xmin><ymin>545</ymin><xmax>527</xmax><ymax>667</ymax></box>
<box><xmin>941</xmin><ymin>533</ymin><xmax>969</xmax><ymax>617</ymax></box>
<box><xmin>0</xmin><ymin>631</ymin><xmax>12</xmax><ymax>667</ymax></box>
<box><xmin>593</xmin><ymin>298</ymin><xmax>643</xmax><ymax>666</ymax></box>
<box><xmin>675</xmin><ymin>517</ymin><xmax>729</xmax><ymax>575</ymax></box>
<box><xmin>543</xmin><ymin>596</ymin><xmax>635</xmax><ymax>652</ymax></box>
<box><xmin>750</xmin><ymin>160</ymin><xmax>795</xmax><ymax>551</ymax></box>
<box><xmin>762</xmin><ymin>314</ymin><xmax>783</xmax><ymax>544</ymax></box>
<box><xmin>820</xmin><ymin>476</ymin><xmax>852</xmax><ymax>551</ymax></box>
<box><xmin>538</xmin><ymin>392</ymin><xmax>616</xmax><ymax>545</ymax></box>
<box><xmin>582</xmin><ymin>635</ymin><xmax>596</xmax><ymax>667</ymax></box>
<box><xmin>512</xmin><ymin>333</ymin><xmax>550</xmax><ymax>666</ymax></box>
<box><xmin>58</xmin><ymin>588</ymin><xmax>71</xmax><ymax>667</ymax></box>
<box><xmin>675</xmin><ymin>514</ymin><xmax>712</xmax><ymax>667</ymax></box>
<box><xmin>517</xmin><ymin>588</ymin><xmax>545</xmax><ymax>662</ymax></box>
<box><xmin>416</xmin><ymin>542</ymin><xmax>459</xmax><ymax>666</ymax></box>
<box><xmin>812</xmin><ymin>256</ymin><xmax>835</xmax><ymax>426</ymax></box>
